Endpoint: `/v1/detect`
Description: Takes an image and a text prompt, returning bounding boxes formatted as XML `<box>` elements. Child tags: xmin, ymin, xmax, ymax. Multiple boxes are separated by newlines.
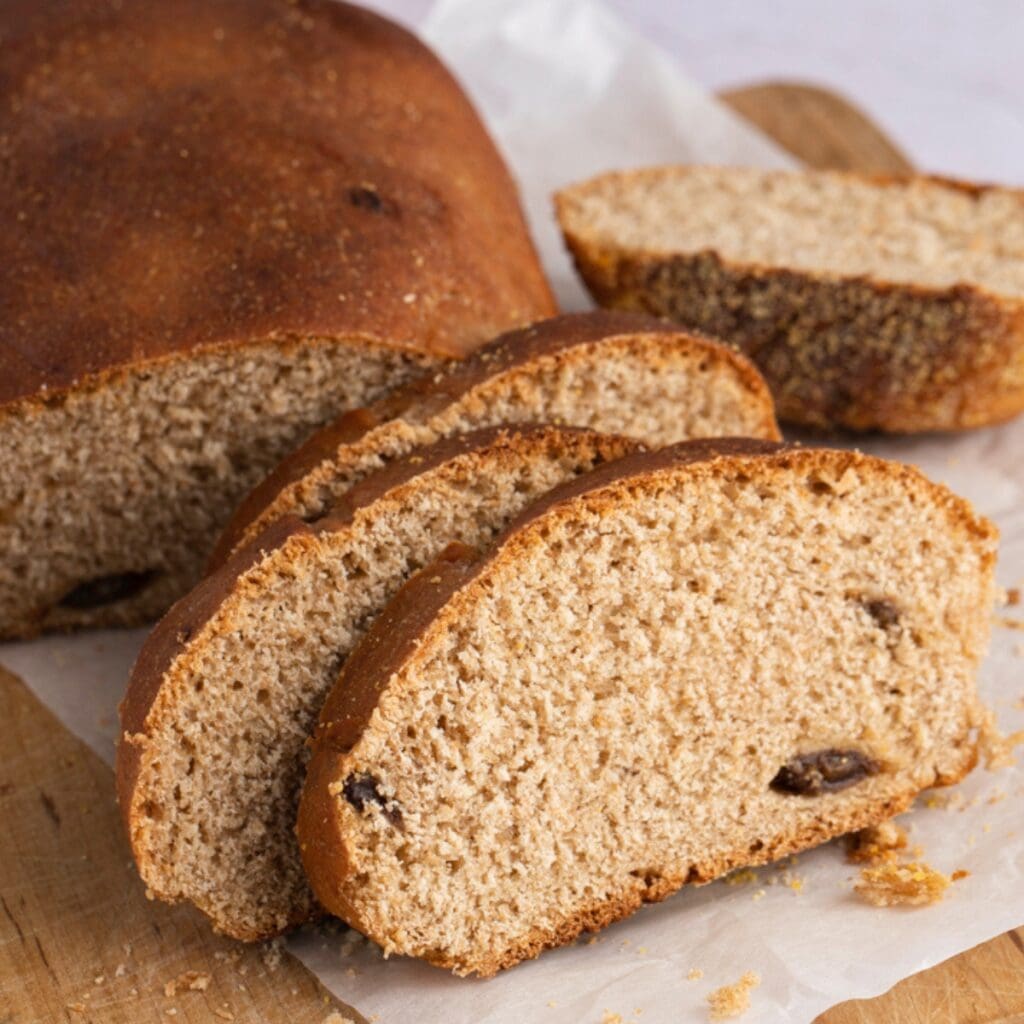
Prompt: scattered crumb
<box><xmin>751</xmin><ymin>889</ymin><xmax>766</xmax><ymax>901</ymax></box>
<box><xmin>687</xmin><ymin>967</ymin><xmax>704</xmax><ymax>981</ymax></box>
<box><xmin>601</xmin><ymin>1012</ymin><xmax>623</xmax><ymax>1024</ymax></box>
<box><xmin>707</xmin><ymin>971</ymin><xmax>761</xmax><ymax>1020</ymax></box>
<box><xmin>845</xmin><ymin>821</ymin><xmax>908</xmax><ymax>865</ymax></box>
<box><xmin>547</xmin><ymin>1000</ymin><xmax>558</xmax><ymax>1008</ymax></box>
<box><xmin>345</xmin><ymin>967</ymin><xmax>357</xmax><ymax>978</ymax></box>
<box><xmin>854</xmin><ymin>861</ymin><xmax>951</xmax><ymax>906</ymax></box>
<box><xmin>1007</xmin><ymin>587</ymin><xmax>1021</xmax><ymax>607</ymax></box>
<box><xmin>995</xmin><ymin>615</ymin><xmax>1024</xmax><ymax>631</ymax></box>
<box><xmin>321</xmin><ymin>1014</ymin><xmax>356</xmax><ymax>1024</ymax></box>
<box><xmin>94</xmin><ymin>975</ymin><xmax>105</xmax><ymax>985</ymax></box>
<box><xmin>977</xmin><ymin>709</ymin><xmax>1024</xmax><ymax>770</ymax></box>
<box><xmin>214</xmin><ymin>1011</ymin><xmax>235</xmax><ymax>1022</ymax></box>
<box><xmin>724</xmin><ymin>868</ymin><xmax>758</xmax><ymax>886</ymax></box>
<box><xmin>787</xmin><ymin>875</ymin><xmax>804</xmax><ymax>893</ymax></box>
<box><xmin>166</xmin><ymin>1011</ymin><xmax>177</xmax><ymax>1018</ymax></box>
<box><xmin>164</xmin><ymin>971</ymin><xmax>212</xmax><ymax>997</ymax></box>
<box><xmin>951</xmin><ymin>869</ymin><xmax>970</xmax><ymax>882</ymax></box>
<box><xmin>261</xmin><ymin>938</ymin><xmax>284</xmax><ymax>972</ymax></box>
<box><xmin>114</xmin><ymin>963</ymin><xmax>127</xmax><ymax>978</ymax></box>
<box><xmin>66</xmin><ymin>1004</ymin><xmax>86</xmax><ymax>1014</ymax></box>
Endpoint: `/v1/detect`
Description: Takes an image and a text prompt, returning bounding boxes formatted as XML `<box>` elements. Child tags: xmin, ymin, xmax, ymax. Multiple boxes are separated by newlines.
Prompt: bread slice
<box><xmin>211</xmin><ymin>310</ymin><xmax>779</xmax><ymax>564</ymax></box>
<box><xmin>0</xmin><ymin>0</ymin><xmax>554</xmax><ymax>640</ymax></box>
<box><xmin>298</xmin><ymin>439</ymin><xmax>997</xmax><ymax>976</ymax></box>
<box><xmin>555</xmin><ymin>166</ymin><xmax>1024</xmax><ymax>432</ymax></box>
<box><xmin>117</xmin><ymin>425</ymin><xmax>641</xmax><ymax>941</ymax></box>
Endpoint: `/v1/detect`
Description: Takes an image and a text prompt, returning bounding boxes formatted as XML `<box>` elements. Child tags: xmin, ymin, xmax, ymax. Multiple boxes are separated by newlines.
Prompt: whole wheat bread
<box><xmin>117</xmin><ymin>425</ymin><xmax>640</xmax><ymax>941</ymax></box>
<box><xmin>299</xmin><ymin>439</ymin><xmax>997</xmax><ymax>975</ymax></box>
<box><xmin>556</xmin><ymin>166</ymin><xmax>1024</xmax><ymax>432</ymax></box>
<box><xmin>0</xmin><ymin>0</ymin><xmax>553</xmax><ymax>640</ymax></box>
<box><xmin>211</xmin><ymin>310</ymin><xmax>779</xmax><ymax>564</ymax></box>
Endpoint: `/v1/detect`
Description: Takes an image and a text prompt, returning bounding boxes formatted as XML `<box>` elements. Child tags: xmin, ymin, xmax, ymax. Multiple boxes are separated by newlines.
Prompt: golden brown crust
<box><xmin>555</xmin><ymin>170</ymin><xmax>1024</xmax><ymax>432</ymax></box>
<box><xmin>0</xmin><ymin>0</ymin><xmax>554</xmax><ymax>412</ymax></box>
<box><xmin>301</xmin><ymin>439</ymin><xmax>997</xmax><ymax>972</ymax></box>
<box><xmin>211</xmin><ymin>311</ymin><xmax>781</xmax><ymax>565</ymax></box>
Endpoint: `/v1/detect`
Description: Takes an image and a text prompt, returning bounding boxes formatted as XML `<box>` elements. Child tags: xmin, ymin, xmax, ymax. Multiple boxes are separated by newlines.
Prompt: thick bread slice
<box><xmin>211</xmin><ymin>310</ymin><xmax>780</xmax><ymax>563</ymax></box>
<box><xmin>0</xmin><ymin>0</ymin><xmax>553</xmax><ymax>640</ymax></box>
<box><xmin>116</xmin><ymin>425</ymin><xmax>641</xmax><ymax>941</ymax></box>
<box><xmin>555</xmin><ymin>166</ymin><xmax>1024</xmax><ymax>432</ymax></box>
<box><xmin>298</xmin><ymin>439</ymin><xmax>998</xmax><ymax>976</ymax></box>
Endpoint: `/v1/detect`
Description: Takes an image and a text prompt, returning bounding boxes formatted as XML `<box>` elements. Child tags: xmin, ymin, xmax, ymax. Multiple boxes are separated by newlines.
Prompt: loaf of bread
<box><xmin>212</xmin><ymin>310</ymin><xmax>780</xmax><ymax>564</ymax></box>
<box><xmin>0</xmin><ymin>0</ymin><xmax>553</xmax><ymax>640</ymax></box>
<box><xmin>298</xmin><ymin>439</ymin><xmax>997</xmax><ymax>975</ymax></box>
<box><xmin>556</xmin><ymin>166</ymin><xmax>1024</xmax><ymax>432</ymax></box>
<box><xmin>117</xmin><ymin>425</ymin><xmax>641</xmax><ymax>940</ymax></box>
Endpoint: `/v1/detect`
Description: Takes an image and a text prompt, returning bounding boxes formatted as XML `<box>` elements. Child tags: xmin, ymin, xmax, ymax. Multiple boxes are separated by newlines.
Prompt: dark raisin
<box><xmin>770</xmin><ymin>748</ymin><xmax>879</xmax><ymax>796</ymax></box>
<box><xmin>342</xmin><ymin>772</ymin><xmax>402</xmax><ymax>827</ymax></box>
<box><xmin>58</xmin><ymin>570</ymin><xmax>160</xmax><ymax>610</ymax></box>
<box><xmin>348</xmin><ymin>185</ymin><xmax>384</xmax><ymax>212</ymax></box>
<box><xmin>865</xmin><ymin>598</ymin><xmax>901</xmax><ymax>630</ymax></box>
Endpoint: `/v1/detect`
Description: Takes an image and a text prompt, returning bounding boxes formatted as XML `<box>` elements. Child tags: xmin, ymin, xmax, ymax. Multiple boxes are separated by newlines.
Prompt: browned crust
<box><xmin>555</xmin><ymin>169</ymin><xmax>1024</xmax><ymax>432</ymax></box>
<box><xmin>211</xmin><ymin>310</ymin><xmax>780</xmax><ymax>564</ymax></box>
<box><xmin>300</xmin><ymin>439</ymin><xmax>997</xmax><ymax>972</ymax></box>
<box><xmin>116</xmin><ymin>424</ymin><xmax>642</xmax><ymax>935</ymax></box>
<box><xmin>0</xmin><ymin>0</ymin><xmax>554</xmax><ymax>413</ymax></box>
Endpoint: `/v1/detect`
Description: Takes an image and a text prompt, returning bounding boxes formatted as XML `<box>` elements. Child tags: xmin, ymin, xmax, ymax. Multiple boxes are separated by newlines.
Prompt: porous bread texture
<box><xmin>299</xmin><ymin>442</ymin><xmax>997</xmax><ymax>976</ymax></box>
<box><xmin>0</xmin><ymin>338</ymin><xmax>427</xmax><ymax>640</ymax></box>
<box><xmin>117</xmin><ymin>425</ymin><xmax>640</xmax><ymax>941</ymax></box>
<box><xmin>555</xmin><ymin>166</ymin><xmax>1024</xmax><ymax>431</ymax></box>
<box><xmin>215</xmin><ymin>312</ymin><xmax>780</xmax><ymax>561</ymax></box>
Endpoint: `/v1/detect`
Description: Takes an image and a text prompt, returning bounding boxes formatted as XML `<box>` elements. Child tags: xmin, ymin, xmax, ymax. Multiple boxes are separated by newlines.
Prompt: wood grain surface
<box><xmin>2</xmin><ymin>80</ymin><xmax>1022</xmax><ymax>1024</ymax></box>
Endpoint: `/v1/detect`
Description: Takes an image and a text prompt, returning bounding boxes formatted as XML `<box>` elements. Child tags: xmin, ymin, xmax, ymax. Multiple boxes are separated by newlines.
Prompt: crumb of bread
<box><xmin>322</xmin><ymin>1013</ymin><xmax>357</xmax><ymax>1024</ymax></box>
<box><xmin>66</xmin><ymin>1004</ymin><xmax>86</xmax><ymax>1014</ymax></box>
<box><xmin>995</xmin><ymin>615</ymin><xmax>1024</xmax><ymax>631</ymax></box>
<box><xmin>114</xmin><ymin>963</ymin><xmax>127</xmax><ymax>978</ymax></box>
<box><xmin>707</xmin><ymin>972</ymin><xmax>760</xmax><ymax>1020</ymax></box>
<box><xmin>687</xmin><ymin>967</ymin><xmax>704</xmax><ymax>981</ymax></box>
<box><xmin>1007</xmin><ymin>587</ymin><xmax>1020</xmax><ymax>607</ymax></box>
<box><xmin>214</xmin><ymin>1011</ymin><xmax>234</xmax><ymax>1022</ymax></box>
<box><xmin>261</xmin><ymin>938</ymin><xmax>284</xmax><ymax>972</ymax></box>
<box><xmin>845</xmin><ymin>821</ymin><xmax>908</xmax><ymax>864</ymax></box>
<box><xmin>951</xmin><ymin>869</ymin><xmax>970</xmax><ymax>882</ymax></box>
<box><xmin>724</xmin><ymin>868</ymin><xmax>757</xmax><ymax>886</ymax></box>
<box><xmin>601</xmin><ymin>1013</ymin><xmax>623</xmax><ymax>1024</ymax></box>
<box><xmin>163</xmin><ymin>971</ymin><xmax>211</xmax><ymax>997</ymax></box>
<box><xmin>854</xmin><ymin>861</ymin><xmax>951</xmax><ymax>906</ymax></box>
<box><xmin>977</xmin><ymin>707</ymin><xmax>1023</xmax><ymax>769</ymax></box>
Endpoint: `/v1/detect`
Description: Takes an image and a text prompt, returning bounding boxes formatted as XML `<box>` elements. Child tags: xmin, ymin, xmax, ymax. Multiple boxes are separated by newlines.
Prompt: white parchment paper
<box><xmin>3</xmin><ymin>1</ymin><xmax>1022</xmax><ymax>1020</ymax></box>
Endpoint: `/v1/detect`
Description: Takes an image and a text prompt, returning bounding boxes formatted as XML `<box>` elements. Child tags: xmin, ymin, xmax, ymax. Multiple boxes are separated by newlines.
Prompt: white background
<box><xmin>375</xmin><ymin>0</ymin><xmax>1024</xmax><ymax>185</ymax></box>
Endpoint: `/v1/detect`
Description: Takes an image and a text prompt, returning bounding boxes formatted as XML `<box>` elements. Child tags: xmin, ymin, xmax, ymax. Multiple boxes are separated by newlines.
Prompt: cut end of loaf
<box><xmin>301</xmin><ymin>442</ymin><xmax>997</xmax><ymax>975</ymax></box>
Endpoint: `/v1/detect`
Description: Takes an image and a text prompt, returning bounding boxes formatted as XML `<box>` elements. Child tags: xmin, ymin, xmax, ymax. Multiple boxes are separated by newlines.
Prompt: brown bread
<box><xmin>0</xmin><ymin>0</ymin><xmax>553</xmax><ymax>639</ymax></box>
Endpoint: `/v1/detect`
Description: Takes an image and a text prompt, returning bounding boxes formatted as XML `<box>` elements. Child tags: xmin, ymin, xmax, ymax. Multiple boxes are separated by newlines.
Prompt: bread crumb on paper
<box><xmin>322</xmin><ymin>1013</ymin><xmax>357</xmax><ymax>1024</ymax></box>
<box><xmin>687</xmin><ymin>967</ymin><xmax>704</xmax><ymax>981</ymax></box>
<box><xmin>845</xmin><ymin>821</ymin><xmax>908</xmax><ymax>864</ymax></box>
<box><xmin>854</xmin><ymin>861</ymin><xmax>951</xmax><ymax>906</ymax></box>
<box><xmin>707</xmin><ymin>971</ymin><xmax>760</xmax><ymax>1020</ymax></box>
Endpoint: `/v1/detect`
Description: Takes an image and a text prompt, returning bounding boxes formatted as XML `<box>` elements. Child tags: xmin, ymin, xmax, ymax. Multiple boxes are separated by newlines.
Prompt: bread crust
<box><xmin>300</xmin><ymin>439</ymin><xmax>997</xmax><ymax>973</ymax></box>
<box><xmin>210</xmin><ymin>311</ymin><xmax>781</xmax><ymax>564</ymax></box>
<box><xmin>556</xmin><ymin>169</ymin><xmax>1024</xmax><ymax>432</ymax></box>
<box><xmin>116</xmin><ymin>424</ymin><xmax>641</xmax><ymax>938</ymax></box>
<box><xmin>0</xmin><ymin>0</ymin><xmax>554</xmax><ymax>415</ymax></box>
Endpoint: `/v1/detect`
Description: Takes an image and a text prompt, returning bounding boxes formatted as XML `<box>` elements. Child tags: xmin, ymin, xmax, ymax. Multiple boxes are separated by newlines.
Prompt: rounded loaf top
<box><xmin>0</xmin><ymin>0</ymin><xmax>555</xmax><ymax>408</ymax></box>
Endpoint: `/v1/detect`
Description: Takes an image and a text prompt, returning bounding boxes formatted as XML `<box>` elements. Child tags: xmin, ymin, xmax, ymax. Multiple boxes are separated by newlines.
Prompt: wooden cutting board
<box><xmin>2</xmin><ymin>81</ymin><xmax>1022</xmax><ymax>1024</ymax></box>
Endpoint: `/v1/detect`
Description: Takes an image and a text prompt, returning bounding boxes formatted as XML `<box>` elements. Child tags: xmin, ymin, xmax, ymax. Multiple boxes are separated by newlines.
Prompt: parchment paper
<box><xmin>3</xmin><ymin>1</ymin><xmax>1022</xmax><ymax>1020</ymax></box>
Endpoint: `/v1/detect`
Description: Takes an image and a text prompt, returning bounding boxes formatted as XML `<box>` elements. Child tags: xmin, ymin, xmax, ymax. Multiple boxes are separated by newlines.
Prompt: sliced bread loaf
<box><xmin>298</xmin><ymin>439</ymin><xmax>997</xmax><ymax>976</ymax></box>
<box><xmin>555</xmin><ymin>166</ymin><xmax>1024</xmax><ymax>432</ymax></box>
<box><xmin>117</xmin><ymin>425</ymin><xmax>641</xmax><ymax>941</ymax></box>
<box><xmin>0</xmin><ymin>0</ymin><xmax>553</xmax><ymax>640</ymax></box>
<box><xmin>211</xmin><ymin>310</ymin><xmax>779</xmax><ymax>564</ymax></box>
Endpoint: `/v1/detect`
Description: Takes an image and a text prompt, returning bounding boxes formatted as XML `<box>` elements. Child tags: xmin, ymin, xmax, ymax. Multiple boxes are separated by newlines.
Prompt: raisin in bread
<box><xmin>299</xmin><ymin>439</ymin><xmax>997</xmax><ymax>976</ymax></box>
<box><xmin>211</xmin><ymin>310</ymin><xmax>779</xmax><ymax>564</ymax></box>
<box><xmin>0</xmin><ymin>0</ymin><xmax>553</xmax><ymax>640</ymax></box>
<box><xmin>117</xmin><ymin>425</ymin><xmax>640</xmax><ymax>940</ymax></box>
<box><xmin>556</xmin><ymin>166</ymin><xmax>1024</xmax><ymax>432</ymax></box>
